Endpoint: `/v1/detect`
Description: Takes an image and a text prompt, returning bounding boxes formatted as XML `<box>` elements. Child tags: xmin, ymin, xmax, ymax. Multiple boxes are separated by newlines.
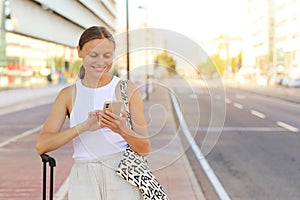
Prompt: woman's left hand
<box><xmin>99</xmin><ymin>109</ymin><xmax>129</xmax><ymax>135</ymax></box>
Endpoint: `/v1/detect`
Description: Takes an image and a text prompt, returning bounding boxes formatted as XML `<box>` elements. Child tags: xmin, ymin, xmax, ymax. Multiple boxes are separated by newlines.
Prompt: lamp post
<box><xmin>126</xmin><ymin>0</ymin><xmax>130</xmax><ymax>80</ymax></box>
<box><xmin>0</xmin><ymin>0</ymin><xmax>7</xmax><ymax>68</ymax></box>
<box><xmin>137</xmin><ymin>5</ymin><xmax>149</xmax><ymax>100</ymax></box>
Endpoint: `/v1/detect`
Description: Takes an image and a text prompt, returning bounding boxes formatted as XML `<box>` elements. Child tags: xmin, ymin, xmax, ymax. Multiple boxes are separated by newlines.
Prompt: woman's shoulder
<box><xmin>58</xmin><ymin>84</ymin><xmax>75</xmax><ymax>96</ymax></box>
<box><xmin>55</xmin><ymin>84</ymin><xmax>75</xmax><ymax>104</ymax></box>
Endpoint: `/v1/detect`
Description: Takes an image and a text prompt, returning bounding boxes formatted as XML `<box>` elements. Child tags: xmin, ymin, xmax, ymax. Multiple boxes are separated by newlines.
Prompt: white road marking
<box><xmin>250</xmin><ymin>110</ymin><xmax>266</xmax><ymax>119</ymax></box>
<box><xmin>276</xmin><ymin>121</ymin><xmax>299</xmax><ymax>133</ymax></box>
<box><xmin>189</xmin><ymin>94</ymin><xmax>198</xmax><ymax>99</ymax></box>
<box><xmin>55</xmin><ymin>177</ymin><xmax>70</xmax><ymax>200</ymax></box>
<box><xmin>0</xmin><ymin>125</ymin><xmax>42</xmax><ymax>148</ymax></box>
<box><xmin>171</xmin><ymin>91</ymin><xmax>231</xmax><ymax>200</ymax></box>
<box><xmin>233</xmin><ymin>102</ymin><xmax>244</xmax><ymax>109</ymax></box>
<box><xmin>225</xmin><ymin>98</ymin><xmax>231</xmax><ymax>104</ymax></box>
<box><xmin>190</xmin><ymin>127</ymin><xmax>283</xmax><ymax>132</ymax></box>
<box><xmin>0</xmin><ymin>124</ymin><xmax>36</xmax><ymax>128</ymax></box>
<box><xmin>235</xmin><ymin>94</ymin><xmax>245</xmax><ymax>99</ymax></box>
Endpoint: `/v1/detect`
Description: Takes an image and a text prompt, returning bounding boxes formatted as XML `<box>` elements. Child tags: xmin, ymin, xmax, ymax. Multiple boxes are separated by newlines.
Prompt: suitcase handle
<box><xmin>41</xmin><ymin>154</ymin><xmax>56</xmax><ymax>200</ymax></box>
<box><xmin>41</xmin><ymin>154</ymin><xmax>56</xmax><ymax>167</ymax></box>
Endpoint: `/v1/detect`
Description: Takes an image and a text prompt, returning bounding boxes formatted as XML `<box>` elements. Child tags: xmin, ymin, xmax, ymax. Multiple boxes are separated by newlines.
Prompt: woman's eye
<box><xmin>90</xmin><ymin>53</ymin><xmax>97</xmax><ymax>58</ymax></box>
<box><xmin>104</xmin><ymin>54</ymin><xmax>112</xmax><ymax>58</ymax></box>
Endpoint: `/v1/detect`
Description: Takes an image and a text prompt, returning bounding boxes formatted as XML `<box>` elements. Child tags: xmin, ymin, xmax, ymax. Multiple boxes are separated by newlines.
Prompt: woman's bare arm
<box><xmin>35</xmin><ymin>86</ymin><xmax>99</xmax><ymax>155</ymax></box>
<box><xmin>125</xmin><ymin>81</ymin><xmax>150</xmax><ymax>155</ymax></box>
<box><xmin>36</xmin><ymin>86</ymin><xmax>78</xmax><ymax>154</ymax></box>
<box><xmin>100</xmin><ymin>81</ymin><xmax>150</xmax><ymax>155</ymax></box>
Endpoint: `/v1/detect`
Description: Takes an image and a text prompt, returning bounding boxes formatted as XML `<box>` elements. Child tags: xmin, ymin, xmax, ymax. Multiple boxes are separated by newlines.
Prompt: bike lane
<box><xmin>0</xmin><ymin>125</ymin><xmax>73</xmax><ymax>200</ymax></box>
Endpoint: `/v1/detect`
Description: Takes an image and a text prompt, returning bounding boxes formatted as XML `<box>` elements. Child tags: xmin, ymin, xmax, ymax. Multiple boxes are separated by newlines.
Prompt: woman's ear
<box><xmin>77</xmin><ymin>45</ymin><xmax>82</xmax><ymax>58</ymax></box>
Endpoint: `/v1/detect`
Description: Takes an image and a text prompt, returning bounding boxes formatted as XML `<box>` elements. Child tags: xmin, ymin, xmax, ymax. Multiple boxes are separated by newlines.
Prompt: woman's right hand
<box><xmin>79</xmin><ymin>110</ymin><xmax>104</xmax><ymax>132</ymax></box>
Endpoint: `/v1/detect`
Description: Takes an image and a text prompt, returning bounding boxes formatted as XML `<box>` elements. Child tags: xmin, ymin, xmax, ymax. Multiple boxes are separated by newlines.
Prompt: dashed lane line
<box><xmin>276</xmin><ymin>121</ymin><xmax>299</xmax><ymax>133</ymax></box>
<box><xmin>250</xmin><ymin>110</ymin><xmax>266</xmax><ymax>119</ymax></box>
<box><xmin>225</xmin><ymin>98</ymin><xmax>232</xmax><ymax>104</ymax></box>
<box><xmin>220</xmin><ymin>96</ymin><xmax>298</xmax><ymax>134</ymax></box>
<box><xmin>233</xmin><ymin>102</ymin><xmax>244</xmax><ymax>109</ymax></box>
<box><xmin>171</xmin><ymin>91</ymin><xmax>231</xmax><ymax>200</ymax></box>
<box><xmin>189</xmin><ymin>127</ymin><xmax>284</xmax><ymax>132</ymax></box>
<box><xmin>235</xmin><ymin>94</ymin><xmax>246</xmax><ymax>99</ymax></box>
<box><xmin>229</xmin><ymin>98</ymin><xmax>298</xmax><ymax>134</ymax></box>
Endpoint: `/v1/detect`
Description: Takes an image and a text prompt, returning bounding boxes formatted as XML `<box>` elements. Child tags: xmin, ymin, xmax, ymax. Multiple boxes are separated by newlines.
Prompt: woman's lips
<box><xmin>91</xmin><ymin>65</ymin><xmax>106</xmax><ymax>72</ymax></box>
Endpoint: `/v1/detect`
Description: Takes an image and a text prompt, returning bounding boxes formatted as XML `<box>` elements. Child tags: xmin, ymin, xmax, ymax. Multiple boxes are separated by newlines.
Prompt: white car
<box><xmin>287</xmin><ymin>78</ymin><xmax>300</xmax><ymax>88</ymax></box>
<box><xmin>281</xmin><ymin>77</ymin><xmax>290</xmax><ymax>87</ymax></box>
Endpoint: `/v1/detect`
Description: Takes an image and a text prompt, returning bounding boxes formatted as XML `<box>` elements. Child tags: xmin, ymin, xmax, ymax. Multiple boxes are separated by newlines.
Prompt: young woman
<box><xmin>36</xmin><ymin>26</ymin><xmax>150</xmax><ymax>199</ymax></box>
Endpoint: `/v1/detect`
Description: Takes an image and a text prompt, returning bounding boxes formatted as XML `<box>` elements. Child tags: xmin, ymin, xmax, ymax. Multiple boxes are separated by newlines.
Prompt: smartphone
<box><xmin>103</xmin><ymin>101</ymin><xmax>122</xmax><ymax>115</ymax></box>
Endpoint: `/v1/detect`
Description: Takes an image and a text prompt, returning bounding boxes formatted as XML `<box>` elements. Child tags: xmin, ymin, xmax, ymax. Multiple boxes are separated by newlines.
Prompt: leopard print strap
<box><xmin>120</xmin><ymin>80</ymin><xmax>133</xmax><ymax>130</ymax></box>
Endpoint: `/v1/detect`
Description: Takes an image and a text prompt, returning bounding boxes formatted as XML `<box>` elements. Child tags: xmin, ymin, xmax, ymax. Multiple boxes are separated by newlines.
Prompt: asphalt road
<box><xmin>1</xmin><ymin>77</ymin><xmax>300</xmax><ymax>200</ymax></box>
<box><xmin>172</xmin><ymin>78</ymin><xmax>300</xmax><ymax>200</ymax></box>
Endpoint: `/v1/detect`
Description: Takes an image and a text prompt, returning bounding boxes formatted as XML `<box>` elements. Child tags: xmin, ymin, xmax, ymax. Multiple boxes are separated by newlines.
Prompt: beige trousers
<box><xmin>68</xmin><ymin>152</ymin><xmax>143</xmax><ymax>200</ymax></box>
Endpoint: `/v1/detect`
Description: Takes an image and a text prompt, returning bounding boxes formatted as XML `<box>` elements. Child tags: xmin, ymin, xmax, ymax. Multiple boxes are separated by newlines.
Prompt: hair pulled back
<box><xmin>78</xmin><ymin>26</ymin><xmax>115</xmax><ymax>79</ymax></box>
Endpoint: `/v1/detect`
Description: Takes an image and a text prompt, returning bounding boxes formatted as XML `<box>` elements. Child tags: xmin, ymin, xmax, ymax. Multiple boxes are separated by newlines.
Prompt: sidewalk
<box><xmin>0</xmin><ymin>83</ymin><xmax>69</xmax><ymax>116</ymax></box>
<box><xmin>143</xmin><ymin>84</ymin><xmax>205</xmax><ymax>200</ymax></box>
<box><xmin>0</xmin><ymin>82</ymin><xmax>206</xmax><ymax>200</ymax></box>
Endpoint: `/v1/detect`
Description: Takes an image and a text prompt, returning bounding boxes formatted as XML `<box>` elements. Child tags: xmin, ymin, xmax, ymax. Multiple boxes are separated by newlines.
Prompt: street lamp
<box><xmin>126</xmin><ymin>0</ymin><xmax>130</xmax><ymax>80</ymax></box>
<box><xmin>0</xmin><ymin>0</ymin><xmax>9</xmax><ymax>68</ymax></box>
<box><xmin>137</xmin><ymin>6</ymin><xmax>148</xmax><ymax>27</ymax></box>
<box><xmin>137</xmin><ymin>5</ymin><xmax>149</xmax><ymax>100</ymax></box>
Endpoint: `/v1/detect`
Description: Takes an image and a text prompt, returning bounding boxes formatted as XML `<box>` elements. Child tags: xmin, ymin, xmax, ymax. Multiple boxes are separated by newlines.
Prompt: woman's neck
<box><xmin>82</xmin><ymin>74</ymin><xmax>113</xmax><ymax>88</ymax></box>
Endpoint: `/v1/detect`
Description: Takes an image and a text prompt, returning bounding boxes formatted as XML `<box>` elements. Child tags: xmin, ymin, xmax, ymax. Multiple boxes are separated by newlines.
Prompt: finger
<box><xmin>101</xmin><ymin>112</ymin><xmax>121</xmax><ymax>128</ymax></box>
<box><xmin>100</xmin><ymin>112</ymin><xmax>114</xmax><ymax>121</ymax></box>
<box><xmin>104</xmin><ymin>110</ymin><xmax>117</xmax><ymax>119</ymax></box>
<box><xmin>101</xmin><ymin>117</ymin><xmax>116</xmax><ymax>129</ymax></box>
<box><xmin>97</xmin><ymin>116</ymin><xmax>101</xmax><ymax>125</ymax></box>
<box><xmin>90</xmin><ymin>110</ymin><xmax>100</xmax><ymax>115</ymax></box>
<box><xmin>99</xmin><ymin>113</ymin><xmax>114</xmax><ymax>126</ymax></box>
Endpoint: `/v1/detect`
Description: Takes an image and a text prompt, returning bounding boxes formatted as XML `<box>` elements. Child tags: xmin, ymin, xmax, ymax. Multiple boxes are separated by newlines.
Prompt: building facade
<box><xmin>274</xmin><ymin>0</ymin><xmax>300</xmax><ymax>79</ymax></box>
<box><xmin>0</xmin><ymin>0</ymin><xmax>116</xmax><ymax>88</ymax></box>
<box><xmin>245</xmin><ymin>0</ymin><xmax>300</xmax><ymax>81</ymax></box>
<box><xmin>213</xmin><ymin>0</ymin><xmax>300</xmax><ymax>84</ymax></box>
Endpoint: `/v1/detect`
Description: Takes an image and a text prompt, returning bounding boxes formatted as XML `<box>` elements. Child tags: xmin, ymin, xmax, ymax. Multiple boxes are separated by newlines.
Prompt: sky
<box><xmin>116</xmin><ymin>0</ymin><xmax>248</xmax><ymax>45</ymax></box>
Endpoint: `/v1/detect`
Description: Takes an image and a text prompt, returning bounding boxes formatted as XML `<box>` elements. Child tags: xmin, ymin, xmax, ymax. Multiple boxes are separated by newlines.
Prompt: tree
<box><xmin>154</xmin><ymin>52</ymin><xmax>176</xmax><ymax>74</ymax></box>
<box><xmin>69</xmin><ymin>60</ymin><xmax>82</xmax><ymax>78</ymax></box>
<box><xmin>198</xmin><ymin>54</ymin><xmax>226</xmax><ymax>75</ymax></box>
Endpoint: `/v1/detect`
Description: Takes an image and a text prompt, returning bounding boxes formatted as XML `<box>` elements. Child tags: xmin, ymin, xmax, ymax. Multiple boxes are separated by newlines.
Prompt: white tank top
<box><xmin>70</xmin><ymin>76</ymin><xmax>127</xmax><ymax>160</ymax></box>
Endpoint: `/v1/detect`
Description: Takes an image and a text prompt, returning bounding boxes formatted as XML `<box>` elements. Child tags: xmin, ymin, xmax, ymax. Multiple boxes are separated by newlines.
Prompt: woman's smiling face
<box><xmin>78</xmin><ymin>38</ymin><xmax>114</xmax><ymax>78</ymax></box>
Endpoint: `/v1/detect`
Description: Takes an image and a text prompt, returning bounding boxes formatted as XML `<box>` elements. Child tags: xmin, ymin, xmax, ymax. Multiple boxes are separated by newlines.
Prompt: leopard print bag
<box><xmin>116</xmin><ymin>80</ymin><xmax>169</xmax><ymax>200</ymax></box>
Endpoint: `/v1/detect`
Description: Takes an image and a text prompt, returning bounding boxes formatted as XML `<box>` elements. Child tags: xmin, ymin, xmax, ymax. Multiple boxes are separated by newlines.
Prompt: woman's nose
<box><xmin>95</xmin><ymin>57</ymin><xmax>106</xmax><ymax>66</ymax></box>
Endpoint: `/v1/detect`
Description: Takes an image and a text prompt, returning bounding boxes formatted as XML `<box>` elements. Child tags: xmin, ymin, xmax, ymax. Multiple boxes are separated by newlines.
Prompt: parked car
<box><xmin>287</xmin><ymin>78</ymin><xmax>300</xmax><ymax>88</ymax></box>
<box><xmin>281</xmin><ymin>77</ymin><xmax>291</xmax><ymax>87</ymax></box>
<box><xmin>268</xmin><ymin>75</ymin><xmax>283</xmax><ymax>86</ymax></box>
